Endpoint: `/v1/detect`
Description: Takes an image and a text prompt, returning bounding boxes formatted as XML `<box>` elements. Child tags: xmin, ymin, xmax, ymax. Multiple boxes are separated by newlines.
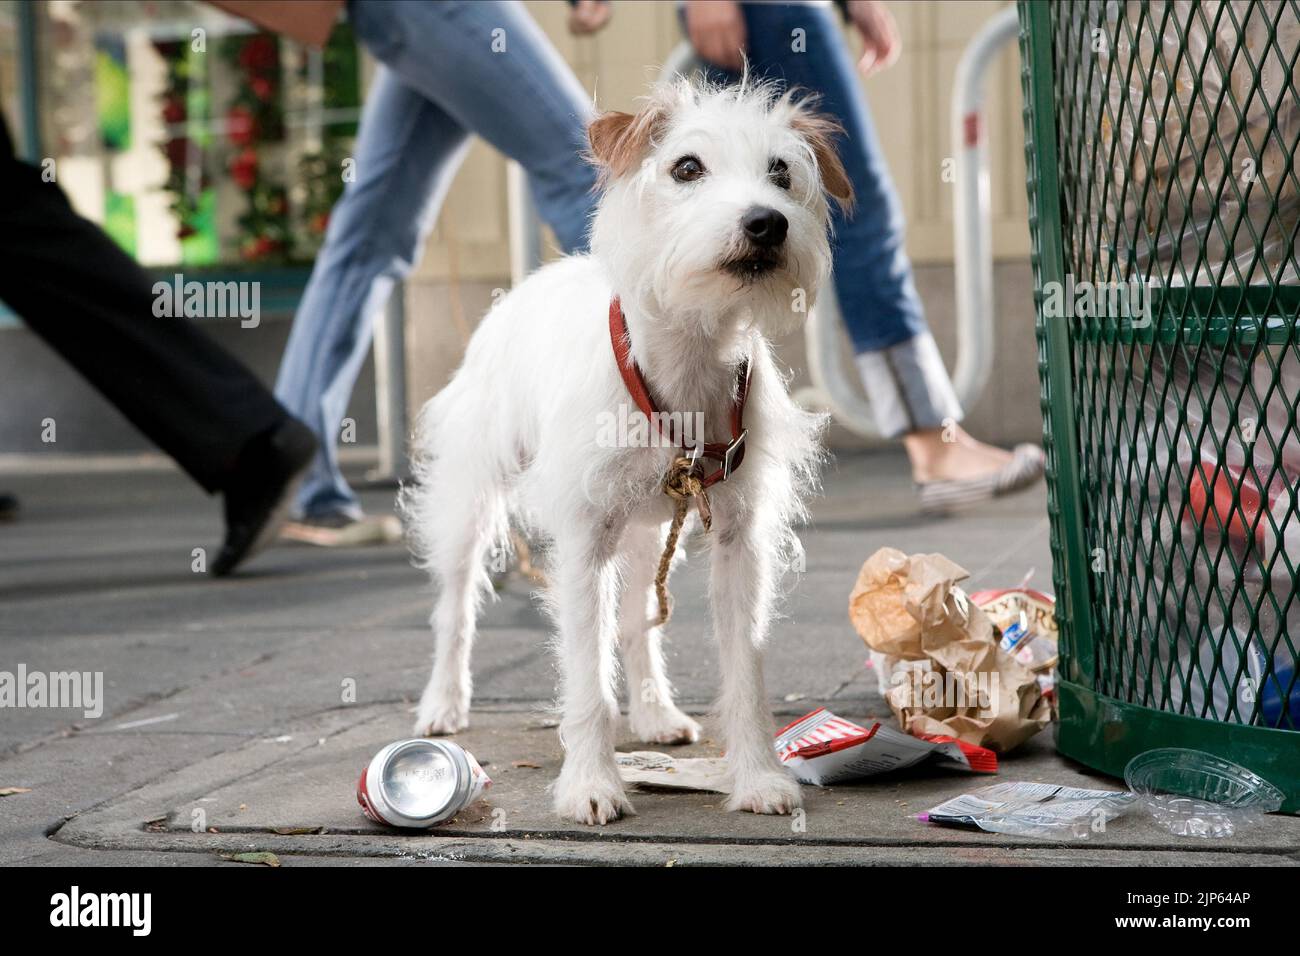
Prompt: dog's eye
<box><xmin>670</xmin><ymin>155</ymin><xmax>706</xmax><ymax>183</ymax></box>
<box><xmin>768</xmin><ymin>158</ymin><xmax>791</xmax><ymax>190</ymax></box>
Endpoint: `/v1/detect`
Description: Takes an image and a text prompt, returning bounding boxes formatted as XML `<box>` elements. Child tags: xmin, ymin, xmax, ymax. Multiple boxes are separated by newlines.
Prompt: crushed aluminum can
<box><xmin>357</xmin><ymin>739</ymin><xmax>491</xmax><ymax>828</ymax></box>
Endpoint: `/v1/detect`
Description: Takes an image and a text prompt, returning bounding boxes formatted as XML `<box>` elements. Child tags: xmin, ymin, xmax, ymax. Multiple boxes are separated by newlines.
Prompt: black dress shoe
<box><xmin>212</xmin><ymin>418</ymin><xmax>317</xmax><ymax>577</ymax></box>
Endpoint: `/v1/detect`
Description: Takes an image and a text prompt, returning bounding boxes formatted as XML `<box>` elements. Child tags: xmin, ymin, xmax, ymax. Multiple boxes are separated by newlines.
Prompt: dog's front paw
<box><xmin>726</xmin><ymin>769</ymin><xmax>802</xmax><ymax>815</ymax></box>
<box><xmin>553</xmin><ymin>770</ymin><xmax>635</xmax><ymax>825</ymax></box>
<box><xmin>413</xmin><ymin>698</ymin><xmax>469</xmax><ymax>737</ymax></box>
<box><xmin>629</xmin><ymin>705</ymin><xmax>703</xmax><ymax>746</ymax></box>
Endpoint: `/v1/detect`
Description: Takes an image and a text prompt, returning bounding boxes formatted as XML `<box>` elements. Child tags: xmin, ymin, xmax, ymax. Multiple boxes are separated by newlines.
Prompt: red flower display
<box><xmin>164</xmin><ymin>136</ymin><xmax>190</xmax><ymax>169</ymax></box>
<box><xmin>237</xmin><ymin>34</ymin><xmax>278</xmax><ymax>72</ymax></box>
<box><xmin>229</xmin><ymin>147</ymin><xmax>258</xmax><ymax>189</ymax></box>
<box><xmin>161</xmin><ymin>96</ymin><xmax>186</xmax><ymax>125</ymax></box>
<box><xmin>226</xmin><ymin>104</ymin><xmax>257</xmax><ymax>146</ymax></box>
<box><xmin>241</xmin><ymin>234</ymin><xmax>283</xmax><ymax>262</ymax></box>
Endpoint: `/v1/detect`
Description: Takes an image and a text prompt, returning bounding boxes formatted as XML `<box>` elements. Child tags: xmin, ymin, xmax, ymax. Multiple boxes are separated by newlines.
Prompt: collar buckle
<box><xmin>721</xmin><ymin>428</ymin><xmax>748</xmax><ymax>481</ymax></box>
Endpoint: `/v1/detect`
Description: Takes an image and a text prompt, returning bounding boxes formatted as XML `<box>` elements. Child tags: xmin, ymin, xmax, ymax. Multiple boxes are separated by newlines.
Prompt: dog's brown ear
<box><xmin>587</xmin><ymin>104</ymin><xmax>667</xmax><ymax>182</ymax></box>
<box><xmin>588</xmin><ymin>111</ymin><xmax>637</xmax><ymax>174</ymax></box>
<box><xmin>791</xmin><ymin>111</ymin><xmax>855</xmax><ymax>213</ymax></box>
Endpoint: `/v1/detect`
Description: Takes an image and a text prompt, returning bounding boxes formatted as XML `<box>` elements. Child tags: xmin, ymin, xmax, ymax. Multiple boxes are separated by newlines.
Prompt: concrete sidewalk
<box><xmin>2</xmin><ymin>452</ymin><xmax>1297</xmax><ymax>866</ymax></box>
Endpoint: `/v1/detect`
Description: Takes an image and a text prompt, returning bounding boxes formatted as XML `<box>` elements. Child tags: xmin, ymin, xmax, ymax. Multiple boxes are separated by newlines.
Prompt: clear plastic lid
<box><xmin>1123</xmin><ymin>748</ymin><xmax>1284</xmax><ymax>839</ymax></box>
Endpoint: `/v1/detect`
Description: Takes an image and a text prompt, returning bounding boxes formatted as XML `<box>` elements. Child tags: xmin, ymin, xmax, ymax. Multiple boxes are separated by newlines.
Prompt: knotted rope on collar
<box><xmin>652</xmin><ymin>454</ymin><xmax>713</xmax><ymax>627</ymax></box>
<box><xmin>608</xmin><ymin>297</ymin><xmax>750</xmax><ymax>629</ymax></box>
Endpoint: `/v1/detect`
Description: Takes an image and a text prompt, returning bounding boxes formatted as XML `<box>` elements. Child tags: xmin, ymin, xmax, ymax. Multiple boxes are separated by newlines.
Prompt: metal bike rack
<box><xmin>507</xmin><ymin>160</ymin><xmax>544</xmax><ymax>286</ymax></box>
<box><xmin>950</xmin><ymin>6</ymin><xmax>1019</xmax><ymax>414</ymax></box>
<box><xmin>368</xmin><ymin>287</ymin><xmax>409</xmax><ymax>482</ymax></box>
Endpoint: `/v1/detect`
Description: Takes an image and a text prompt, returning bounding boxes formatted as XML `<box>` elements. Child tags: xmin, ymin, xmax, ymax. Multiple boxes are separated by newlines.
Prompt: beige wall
<box><xmin>403</xmin><ymin>0</ymin><xmax>1042</xmax><ymax>445</ymax></box>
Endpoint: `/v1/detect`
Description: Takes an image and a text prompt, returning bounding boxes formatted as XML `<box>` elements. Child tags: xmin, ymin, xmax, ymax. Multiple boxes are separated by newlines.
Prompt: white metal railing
<box><xmin>951</xmin><ymin>6</ymin><xmax>1020</xmax><ymax>412</ymax></box>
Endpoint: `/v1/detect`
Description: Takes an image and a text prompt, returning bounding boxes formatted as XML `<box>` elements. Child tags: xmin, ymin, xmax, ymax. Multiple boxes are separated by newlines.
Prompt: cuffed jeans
<box><xmin>276</xmin><ymin>0</ymin><xmax>598</xmax><ymax>519</ymax></box>
<box><xmin>700</xmin><ymin>2</ymin><xmax>963</xmax><ymax>438</ymax></box>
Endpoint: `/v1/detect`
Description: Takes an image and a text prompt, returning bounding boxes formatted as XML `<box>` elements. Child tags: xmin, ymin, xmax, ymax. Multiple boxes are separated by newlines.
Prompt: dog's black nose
<box><xmin>741</xmin><ymin>206</ymin><xmax>788</xmax><ymax>247</ymax></box>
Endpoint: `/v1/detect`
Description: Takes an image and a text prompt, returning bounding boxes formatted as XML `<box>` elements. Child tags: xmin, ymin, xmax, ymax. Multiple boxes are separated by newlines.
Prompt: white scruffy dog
<box><xmin>402</xmin><ymin>78</ymin><xmax>852</xmax><ymax>825</ymax></box>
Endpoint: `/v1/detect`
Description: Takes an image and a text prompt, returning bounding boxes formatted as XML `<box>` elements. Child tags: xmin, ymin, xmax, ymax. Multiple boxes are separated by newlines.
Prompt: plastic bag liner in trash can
<box><xmin>1065</xmin><ymin>0</ymin><xmax>1300</xmax><ymax>286</ymax></box>
<box><xmin>1098</xmin><ymin>344</ymin><xmax>1300</xmax><ymax>729</ymax></box>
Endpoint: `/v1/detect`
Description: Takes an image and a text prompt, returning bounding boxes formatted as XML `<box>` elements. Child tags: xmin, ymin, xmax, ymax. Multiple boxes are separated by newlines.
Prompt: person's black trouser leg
<box><xmin>0</xmin><ymin>129</ymin><xmax>287</xmax><ymax>493</ymax></box>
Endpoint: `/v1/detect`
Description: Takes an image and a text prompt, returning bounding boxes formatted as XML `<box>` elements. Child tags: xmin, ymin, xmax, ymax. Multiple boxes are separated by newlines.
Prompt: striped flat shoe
<box><xmin>917</xmin><ymin>443</ymin><xmax>1046</xmax><ymax>514</ymax></box>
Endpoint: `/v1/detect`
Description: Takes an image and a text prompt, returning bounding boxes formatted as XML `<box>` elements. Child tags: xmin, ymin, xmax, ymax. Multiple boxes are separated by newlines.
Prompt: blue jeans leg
<box><xmin>359</xmin><ymin>0</ymin><xmax>599</xmax><ymax>253</ymax></box>
<box><xmin>275</xmin><ymin>69</ymin><xmax>472</xmax><ymax>519</ymax></box>
<box><xmin>276</xmin><ymin>0</ymin><xmax>600</xmax><ymax>518</ymax></box>
<box><xmin>353</xmin><ymin>0</ymin><xmax>600</xmax><ymax>251</ymax></box>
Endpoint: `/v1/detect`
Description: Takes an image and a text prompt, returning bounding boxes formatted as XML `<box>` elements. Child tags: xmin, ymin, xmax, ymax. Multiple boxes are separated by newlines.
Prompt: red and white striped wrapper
<box><xmin>775</xmin><ymin>707</ymin><xmax>997</xmax><ymax>786</ymax></box>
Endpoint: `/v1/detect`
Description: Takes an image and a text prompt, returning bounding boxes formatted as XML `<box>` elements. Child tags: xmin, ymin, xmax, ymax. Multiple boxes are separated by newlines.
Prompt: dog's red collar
<box><xmin>608</xmin><ymin>297</ymin><xmax>750</xmax><ymax>488</ymax></box>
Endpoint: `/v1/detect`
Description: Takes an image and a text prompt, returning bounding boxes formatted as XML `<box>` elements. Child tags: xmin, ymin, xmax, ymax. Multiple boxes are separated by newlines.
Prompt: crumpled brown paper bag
<box><xmin>848</xmin><ymin>547</ymin><xmax>1051</xmax><ymax>752</ymax></box>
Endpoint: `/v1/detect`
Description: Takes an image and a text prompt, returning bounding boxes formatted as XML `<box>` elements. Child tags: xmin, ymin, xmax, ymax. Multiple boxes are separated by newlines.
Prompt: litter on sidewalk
<box><xmin>920</xmin><ymin>781</ymin><xmax>1135</xmax><ymax>839</ymax></box>
<box><xmin>357</xmin><ymin>739</ymin><xmax>491</xmax><ymax>829</ymax></box>
<box><xmin>1124</xmin><ymin>748</ymin><xmax>1285</xmax><ymax>839</ymax></box>
<box><xmin>968</xmin><ymin>584</ymin><xmax>1059</xmax><ymax>699</ymax></box>
<box><xmin>849</xmin><ymin>548</ymin><xmax>1053</xmax><ymax>752</ymax></box>
<box><xmin>616</xmin><ymin>751</ymin><xmax>732</xmax><ymax>793</ymax></box>
<box><xmin>615</xmin><ymin>707</ymin><xmax>996</xmax><ymax>794</ymax></box>
<box><xmin>775</xmin><ymin>707</ymin><xmax>996</xmax><ymax>784</ymax></box>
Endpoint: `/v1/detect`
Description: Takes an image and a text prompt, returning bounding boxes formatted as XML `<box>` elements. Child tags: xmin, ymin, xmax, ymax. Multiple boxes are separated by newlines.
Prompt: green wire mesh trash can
<box><xmin>1019</xmin><ymin>0</ymin><xmax>1300</xmax><ymax>813</ymax></box>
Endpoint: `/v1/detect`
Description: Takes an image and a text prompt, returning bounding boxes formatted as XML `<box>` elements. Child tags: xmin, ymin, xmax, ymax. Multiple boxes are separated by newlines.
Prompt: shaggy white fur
<box><xmin>401</xmin><ymin>77</ymin><xmax>848</xmax><ymax>824</ymax></box>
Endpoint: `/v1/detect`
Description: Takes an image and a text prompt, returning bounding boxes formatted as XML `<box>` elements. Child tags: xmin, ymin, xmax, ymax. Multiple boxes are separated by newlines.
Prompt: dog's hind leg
<box><xmin>550</xmin><ymin>517</ymin><xmax>635</xmax><ymax>825</ymax></box>
<box><xmin>406</xmin><ymin>410</ymin><xmax>509</xmax><ymax>737</ymax></box>
<box><xmin>619</xmin><ymin>521</ymin><xmax>702</xmax><ymax>745</ymax></box>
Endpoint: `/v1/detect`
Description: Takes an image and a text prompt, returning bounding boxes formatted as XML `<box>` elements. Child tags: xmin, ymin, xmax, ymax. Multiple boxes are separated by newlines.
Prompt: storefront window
<box><xmin>29</xmin><ymin>0</ymin><xmax>361</xmax><ymax>268</ymax></box>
